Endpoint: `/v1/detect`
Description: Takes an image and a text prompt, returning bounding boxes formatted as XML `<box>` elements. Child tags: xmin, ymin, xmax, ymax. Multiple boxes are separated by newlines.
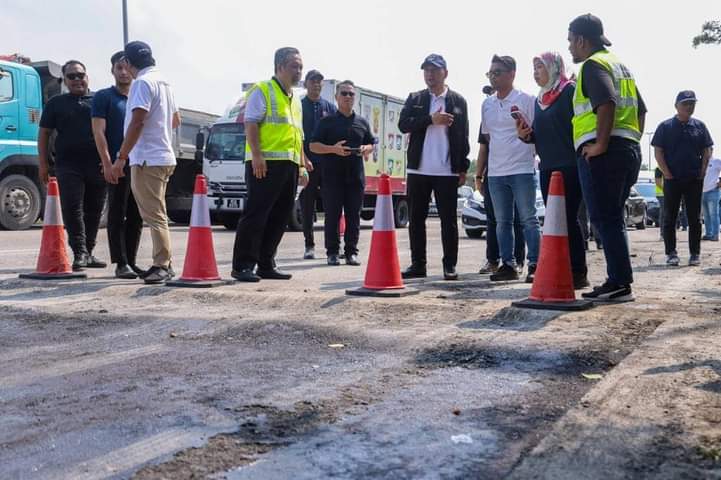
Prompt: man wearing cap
<box><xmin>92</xmin><ymin>51</ymin><xmax>145</xmax><ymax>279</ymax></box>
<box><xmin>113</xmin><ymin>41</ymin><xmax>182</xmax><ymax>284</ymax></box>
<box><xmin>231</xmin><ymin>47</ymin><xmax>308</xmax><ymax>282</ymax></box>
<box><xmin>652</xmin><ymin>90</ymin><xmax>713</xmax><ymax>266</ymax></box>
<box><xmin>399</xmin><ymin>54</ymin><xmax>470</xmax><ymax>281</ymax></box>
<box><xmin>300</xmin><ymin>69</ymin><xmax>336</xmax><ymax>260</ymax></box>
<box><xmin>568</xmin><ymin>13</ymin><xmax>647</xmax><ymax>302</ymax></box>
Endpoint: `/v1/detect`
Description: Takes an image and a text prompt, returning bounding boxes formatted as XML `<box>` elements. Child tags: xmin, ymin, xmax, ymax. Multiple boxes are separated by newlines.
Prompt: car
<box><xmin>634</xmin><ymin>181</ymin><xmax>659</xmax><ymax>226</ymax></box>
<box><xmin>460</xmin><ymin>189</ymin><xmax>487</xmax><ymax>238</ymax></box>
<box><xmin>625</xmin><ymin>186</ymin><xmax>647</xmax><ymax>229</ymax></box>
<box><xmin>429</xmin><ymin>186</ymin><xmax>475</xmax><ymax>217</ymax></box>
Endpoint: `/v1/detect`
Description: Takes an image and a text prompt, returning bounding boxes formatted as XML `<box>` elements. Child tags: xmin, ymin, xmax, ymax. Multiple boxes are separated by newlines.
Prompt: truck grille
<box><xmin>208</xmin><ymin>182</ymin><xmax>247</xmax><ymax>194</ymax></box>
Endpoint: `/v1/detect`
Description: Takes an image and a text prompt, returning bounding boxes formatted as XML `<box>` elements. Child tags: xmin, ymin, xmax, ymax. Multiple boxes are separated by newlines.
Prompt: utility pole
<box><xmin>122</xmin><ymin>0</ymin><xmax>129</xmax><ymax>45</ymax></box>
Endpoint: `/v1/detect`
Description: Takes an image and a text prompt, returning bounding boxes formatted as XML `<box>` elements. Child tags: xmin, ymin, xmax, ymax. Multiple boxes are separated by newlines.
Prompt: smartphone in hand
<box><xmin>510</xmin><ymin>105</ymin><xmax>530</xmax><ymax>129</ymax></box>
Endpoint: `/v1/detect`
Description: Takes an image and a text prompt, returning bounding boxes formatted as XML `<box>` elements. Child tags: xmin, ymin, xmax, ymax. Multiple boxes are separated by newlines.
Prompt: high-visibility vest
<box><xmin>245</xmin><ymin>79</ymin><xmax>303</xmax><ymax>165</ymax></box>
<box><xmin>572</xmin><ymin>49</ymin><xmax>641</xmax><ymax>150</ymax></box>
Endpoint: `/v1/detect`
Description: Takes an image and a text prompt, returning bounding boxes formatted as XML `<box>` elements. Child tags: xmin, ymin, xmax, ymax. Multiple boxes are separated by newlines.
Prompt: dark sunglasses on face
<box><xmin>339</xmin><ymin>91</ymin><xmax>355</xmax><ymax>97</ymax></box>
<box><xmin>65</xmin><ymin>72</ymin><xmax>86</xmax><ymax>81</ymax></box>
<box><xmin>486</xmin><ymin>69</ymin><xmax>509</xmax><ymax>78</ymax></box>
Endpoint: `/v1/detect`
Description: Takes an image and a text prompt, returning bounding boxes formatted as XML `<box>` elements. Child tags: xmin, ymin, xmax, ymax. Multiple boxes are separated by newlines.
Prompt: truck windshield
<box><xmin>206</xmin><ymin>123</ymin><xmax>245</xmax><ymax>161</ymax></box>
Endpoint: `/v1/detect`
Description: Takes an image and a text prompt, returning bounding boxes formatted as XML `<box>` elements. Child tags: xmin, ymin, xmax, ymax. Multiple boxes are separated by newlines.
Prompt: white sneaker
<box><xmin>666</xmin><ymin>254</ymin><xmax>680</xmax><ymax>266</ymax></box>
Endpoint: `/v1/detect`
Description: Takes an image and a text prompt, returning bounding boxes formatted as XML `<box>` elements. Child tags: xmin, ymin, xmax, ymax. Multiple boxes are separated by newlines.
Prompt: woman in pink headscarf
<box><xmin>516</xmin><ymin>51</ymin><xmax>589</xmax><ymax>289</ymax></box>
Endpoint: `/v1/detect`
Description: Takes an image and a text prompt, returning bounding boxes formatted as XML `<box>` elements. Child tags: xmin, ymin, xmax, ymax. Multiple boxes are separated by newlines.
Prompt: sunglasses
<box><xmin>339</xmin><ymin>91</ymin><xmax>355</xmax><ymax>97</ymax></box>
<box><xmin>485</xmin><ymin>69</ymin><xmax>509</xmax><ymax>78</ymax></box>
<box><xmin>65</xmin><ymin>72</ymin><xmax>86</xmax><ymax>81</ymax></box>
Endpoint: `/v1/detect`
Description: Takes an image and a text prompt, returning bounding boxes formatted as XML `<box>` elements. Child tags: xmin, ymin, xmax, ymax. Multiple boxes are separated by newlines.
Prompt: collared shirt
<box><xmin>244</xmin><ymin>77</ymin><xmax>298</xmax><ymax>124</ymax></box>
<box><xmin>651</xmin><ymin>116</ymin><xmax>713</xmax><ymax>179</ymax></box>
<box><xmin>91</xmin><ymin>85</ymin><xmax>127</xmax><ymax>161</ymax></box>
<box><xmin>39</xmin><ymin>92</ymin><xmax>99</xmax><ymax>166</ymax></box>
<box><xmin>481</xmin><ymin>89</ymin><xmax>536</xmax><ymax>177</ymax></box>
<box><xmin>408</xmin><ymin>87</ymin><xmax>454</xmax><ymax>177</ymax></box>
<box><xmin>703</xmin><ymin>158</ymin><xmax>721</xmax><ymax>192</ymax></box>
<box><xmin>302</xmin><ymin>95</ymin><xmax>336</xmax><ymax>162</ymax></box>
<box><xmin>125</xmin><ymin>66</ymin><xmax>178</xmax><ymax>167</ymax></box>
<box><xmin>311</xmin><ymin>110</ymin><xmax>374</xmax><ymax>184</ymax></box>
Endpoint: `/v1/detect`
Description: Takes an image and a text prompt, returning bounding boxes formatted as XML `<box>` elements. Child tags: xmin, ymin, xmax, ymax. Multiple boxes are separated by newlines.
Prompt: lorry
<box><xmin>201</xmin><ymin>79</ymin><xmax>410</xmax><ymax>230</ymax></box>
<box><xmin>0</xmin><ymin>54</ymin><xmax>217</xmax><ymax>230</ymax></box>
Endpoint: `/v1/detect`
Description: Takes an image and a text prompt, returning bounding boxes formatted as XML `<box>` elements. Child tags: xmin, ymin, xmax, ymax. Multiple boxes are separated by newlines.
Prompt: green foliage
<box><xmin>692</xmin><ymin>21</ymin><xmax>721</xmax><ymax>47</ymax></box>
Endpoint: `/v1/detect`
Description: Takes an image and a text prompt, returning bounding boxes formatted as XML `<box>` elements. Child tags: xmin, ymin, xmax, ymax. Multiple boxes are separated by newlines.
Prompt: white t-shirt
<box><xmin>407</xmin><ymin>87</ymin><xmax>454</xmax><ymax>177</ymax></box>
<box><xmin>703</xmin><ymin>158</ymin><xmax>721</xmax><ymax>192</ymax></box>
<box><xmin>481</xmin><ymin>89</ymin><xmax>536</xmax><ymax>177</ymax></box>
<box><xmin>125</xmin><ymin>66</ymin><xmax>178</xmax><ymax>166</ymax></box>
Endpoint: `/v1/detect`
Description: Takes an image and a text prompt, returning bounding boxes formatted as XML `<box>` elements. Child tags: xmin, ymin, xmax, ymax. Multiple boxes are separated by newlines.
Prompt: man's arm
<box><xmin>114</xmin><ymin>108</ymin><xmax>148</xmax><ymax>178</ymax></box>
<box><xmin>91</xmin><ymin>118</ymin><xmax>115</xmax><ymax>183</ymax></box>
<box><xmin>700</xmin><ymin>147</ymin><xmax>712</xmax><ymax>178</ymax></box>
<box><xmin>475</xmin><ymin>142</ymin><xmax>489</xmax><ymax>192</ymax></box>
<box><xmin>654</xmin><ymin>147</ymin><xmax>673</xmax><ymax>179</ymax></box>
<box><xmin>172</xmin><ymin>111</ymin><xmax>181</xmax><ymax>129</ymax></box>
<box><xmin>37</xmin><ymin>127</ymin><xmax>52</xmax><ymax>184</ymax></box>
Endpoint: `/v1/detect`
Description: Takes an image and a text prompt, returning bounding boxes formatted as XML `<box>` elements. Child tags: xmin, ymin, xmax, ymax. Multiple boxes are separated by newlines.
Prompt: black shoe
<box><xmin>443</xmin><ymin>266</ymin><xmax>458</xmax><ymax>281</ymax></box>
<box><xmin>525</xmin><ymin>264</ymin><xmax>536</xmax><ymax>283</ymax></box>
<box><xmin>115</xmin><ymin>264</ymin><xmax>138</xmax><ymax>279</ymax></box>
<box><xmin>478</xmin><ymin>261</ymin><xmax>499</xmax><ymax>275</ymax></box>
<box><xmin>490</xmin><ymin>263</ymin><xmax>519</xmax><ymax>282</ymax></box>
<box><xmin>303</xmin><ymin>247</ymin><xmax>315</xmax><ymax>260</ymax></box>
<box><xmin>231</xmin><ymin>268</ymin><xmax>261</xmax><ymax>282</ymax></box>
<box><xmin>327</xmin><ymin>254</ymin><xmax>341</xmax><ymax>266</ymax></box>
<box><xmin>256</xmin><ymin>268</ymin><xmax>292</xmax><ymax>280</ymax></box>
<box><xmin>345</xmin><ymin>254</ymin><xmax>361</xmax><ymax>266</ymax></box>
<box><xmin>573</xmin><ymin>271</ymin><xmax>590</xmax><ymax>290</ymax></box>
<box><xmin>143</xmin><ymin>266</ymin><xmax>171</xmax><ymax>284</ymax></box>
<box><xmin>85</xmin><ymin>254</ymin><xmax>107</xmax><ymax>268</ymax></box>
<box><xmin>72</xmin><ymin>253</ymin><xmax>88</xmax><ymax>271</ymax></box>
<box><xmin>130</xmin><ymin>264</ymin><xmax>147</xmax><ymax>278</ymax></box>
<box><xmin>401</xmin><ymin>264</ymin><xmax>427</xmax><ymax>279</ymax></box>
<box><xmin>581</xmin><ymin>281</ymin><xmax>634</xmax><ymax>302</ymax></box>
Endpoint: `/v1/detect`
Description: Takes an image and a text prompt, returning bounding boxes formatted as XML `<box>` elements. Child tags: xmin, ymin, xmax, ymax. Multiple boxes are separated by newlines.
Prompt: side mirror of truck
<box><xmin>194</xmin><ymin>132</ymin><xmax>205</xmax><ymax>165</ymax></box>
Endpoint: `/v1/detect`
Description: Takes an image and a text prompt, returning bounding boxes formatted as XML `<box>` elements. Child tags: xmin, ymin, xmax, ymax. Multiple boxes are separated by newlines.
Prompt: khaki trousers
<box><xmin>130</xmin><ymin>164</ymin><xmax>175</xmax><ymax>268</ymax></box>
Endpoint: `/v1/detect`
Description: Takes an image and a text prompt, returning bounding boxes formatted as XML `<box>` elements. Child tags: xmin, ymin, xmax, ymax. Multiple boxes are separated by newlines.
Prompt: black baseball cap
<box><xmin>569</xmin><ymin>14</ymin><xmax>612</xmax><ymax>46</ymax></box>
<box><xmin>124</xmin><ymin>41</ymin><xmax>154</xmax><ymax>67</ymax></box>
<box><xmin>305</xmin><ymin>69</ymin><xmax>324</xmax><ymax>81</ymax></box>
<box><xmin>676</xmin><ymin>90</ymin><xmax>697</xmax><ymax>104</ymax></box>
<box><xmin>421</xmin><ymin>54</ymin><xmax>447</xmax><ymax>70</ymax></box>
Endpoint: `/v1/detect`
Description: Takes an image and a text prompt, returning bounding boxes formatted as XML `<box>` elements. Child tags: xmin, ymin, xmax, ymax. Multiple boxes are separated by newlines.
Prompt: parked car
<box><xmin>625</xmin><ymin>186</ymin><xmax>647</xmax><ymax>229</ymax></box>
<box><xmin>634</xmin><ymin>181</ymin><xmax>659</xmax><ymax>226</ymax></box>
<box><xmin>461</xmin><ymin>189</ymin><xmax>487</xmax><ymax>238</ymax></box>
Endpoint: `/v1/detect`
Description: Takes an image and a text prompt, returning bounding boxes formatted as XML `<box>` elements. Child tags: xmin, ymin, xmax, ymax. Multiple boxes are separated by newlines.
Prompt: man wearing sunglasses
<box><xmin>399</xmin><ymin>54</ymin><xmax>470</xmax><ymax>281</ymax></box>
<box><xmin>310</xmin><ymin>81</ymin><xmax>375</xmax><ymax>266</ymax></box>
<box><xmin>38</xmin><ymin>60</ymin><xmax>108</xmax><ymax>271</ymax></box>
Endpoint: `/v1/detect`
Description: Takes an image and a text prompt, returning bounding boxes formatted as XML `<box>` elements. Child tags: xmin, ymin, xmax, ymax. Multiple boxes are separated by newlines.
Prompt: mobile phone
<box><xmin>510</xmin><ymin>106</ymin><xmax>529</xmax><ymax>127</ymax></box>
<box><xmin>347</xmin><ymin>147</ymin><xmax>362</xmax><ymax>154</ymax></box>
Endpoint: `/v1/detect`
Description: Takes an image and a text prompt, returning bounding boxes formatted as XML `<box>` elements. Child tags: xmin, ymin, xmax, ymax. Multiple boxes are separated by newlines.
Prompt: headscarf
<box><xmin>534</xmin><ymin>52</ymin><xmax>572</xmax><ymax>110</ymax></box>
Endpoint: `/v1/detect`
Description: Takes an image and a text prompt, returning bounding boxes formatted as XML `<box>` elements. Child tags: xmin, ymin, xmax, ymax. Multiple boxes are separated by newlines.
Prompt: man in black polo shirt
<box><xmin>652</xmin><ymin>90</ymin><xmax>713</xmax><ymax>267</ymax></box>
<box><xmin>310</xmin><ymin>80</ymin><xmax>375</xmax><ymax>266</ymax></box>
<box><xmin>38</xmin><ymin>60</ymin><xmax>107</xmax><ymax>271</ymax></box>
<box><xmin>300</xmin><ymin>70</ymin><xmax>336</xmax><ymax>259</ymax></box>
<box><xmin>92</xmin><ymin>51</ymin><xmax>144</xmax><ymax>279</ymax></box>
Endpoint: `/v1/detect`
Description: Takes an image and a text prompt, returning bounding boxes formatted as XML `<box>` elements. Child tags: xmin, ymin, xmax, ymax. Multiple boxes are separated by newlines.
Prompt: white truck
<box><xmin>201</xmin><ymin>80</ymin><xmax>409</xmax><ymax>230</ymax></box>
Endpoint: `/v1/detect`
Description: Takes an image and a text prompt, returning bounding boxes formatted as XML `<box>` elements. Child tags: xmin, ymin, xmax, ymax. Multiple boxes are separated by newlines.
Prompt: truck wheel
<box><xmin>393</xmin><ymin>198</ymin><xmax>409</xmax><ymax>228</ymax></box>
<box><xmin>636</xmin><ymin>209</ymin><xmax>647</xmax><ymax>230</ymax></box>
<box><xmin>360</xmin><ymin>210</ymin><xmax>374</xmax><ymax>221</ymax></box>
<box><xmin>0</xmin><ymin>174</ymin><xmax>42</xmax><ymax>230</ymax></box>
<box><xmin>168</xmin><ymin>210</ymin><xmax>191</xmax><ymax>225</ymax></box>
<box><xmin>287</xmin><ymin>199</ymin><xmax>303</xmax><ymax>231</ymax></box>
<box><xmin>221</xmin><ymin>213</ymin><xmax>240</xmax><ymax>230</ymax></box>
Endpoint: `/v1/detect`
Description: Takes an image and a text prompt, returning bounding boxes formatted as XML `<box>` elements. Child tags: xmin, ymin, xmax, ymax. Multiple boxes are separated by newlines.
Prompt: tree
<box><xmin>692</xmin><ymin>21</ymin><xmax>721</xmax><ymax>47</ymax></box>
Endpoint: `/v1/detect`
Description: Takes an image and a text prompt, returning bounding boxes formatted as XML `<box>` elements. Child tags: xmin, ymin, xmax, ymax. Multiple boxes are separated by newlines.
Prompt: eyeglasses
<box><xmin>339</xmin><ymin>91</ymin><xmax>355</xmax><ymax>97</ymax></box>
<box><xmin>65</xmin><ymin>72</ymin><xmax>86</xmax><ymax>81</ymax></box>
<box><xmin>485</xmin><ymin>69</ymin><xmax>509</xmax><ymax>78</ymax></box>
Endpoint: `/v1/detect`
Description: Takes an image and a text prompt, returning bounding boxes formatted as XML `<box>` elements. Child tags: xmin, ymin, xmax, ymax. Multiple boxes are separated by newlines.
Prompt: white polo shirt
<box><xmin>125</xmin><ymin>66</ymin><xmax>178</xmax><ymax>166</ymax></box>
<box><xmin>481</xmin><ymin>89</ymin><xmax>536</xmax><ymax>177</ymax></box>
<box><xmin>407</xmin><ymin>87</ymin><xmax>455</xmax><ymax>177</ymax></box>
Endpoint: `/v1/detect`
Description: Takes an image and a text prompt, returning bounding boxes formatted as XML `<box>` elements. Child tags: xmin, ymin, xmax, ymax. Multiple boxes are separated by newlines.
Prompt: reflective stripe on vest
<box><xmin>572</xmin><ymin>50</ymin><xmax>641</xmax><ymax>150</ymax></box>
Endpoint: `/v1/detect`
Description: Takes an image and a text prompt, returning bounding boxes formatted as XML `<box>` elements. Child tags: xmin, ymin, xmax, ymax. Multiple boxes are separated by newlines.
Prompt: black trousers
<box><xmin>407</xmin><ymin>173</ymin><xmax>458</xmax><ymax>269</ymax></box>
<box><xmin>300</xmin><ymin>165</ymin><xmax>322</xmax><ymax>248</ymax></box>
<box><xmin>107</xmin><ymin>166</ymin><xmax>143</xmax><ymax>266</ymax></box>
<box><xmin>232</xmin><ymin>161</ymin><xmax>298</xmax><ymax>271</ymax></box>
<box><xmin>55</xmin><ymin>163</ymin><xmax>107</xmax><ymax>257</ymax></box>
<box><xmin>663</xmin><ymin>178</ymin><xmax>703</xmax><ymax>255</ymax></box>
<box><xmin>323</xmin><ymin>176</ymin><xmax>364</xmax><ymax>257</ymax></box>
<box><xmin>483</xmin><ymin>181</ymin><xmax>525</xmax><ymax>264</ymax></box>
<box><xmin>540</xmin><ymin>167</ymin><xmax>587</xmax><ymax>275</ymax></box>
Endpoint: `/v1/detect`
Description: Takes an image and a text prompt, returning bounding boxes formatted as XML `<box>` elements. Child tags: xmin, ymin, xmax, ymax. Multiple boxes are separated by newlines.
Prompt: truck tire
<box><xmin>168</xmin><ymin>209</ymin><xmax>191</xmax><ymax>225</ymax></box>
<box><xmin>360</xmin><ymin>210</ymin><xmax>374</xmax><ymax>221</ymax></box>
<box><xmin>221</xmin><ymin>213</ymin><xmax>240</xmax><ymax>231</ymax></box>
<box><xmin>393</xmin><ymin>197</ymin><xmax>409</xmax><ymax>228</ymax></box>
<box><xmin>287</xmin><ymin>199</ymin><xmax>303</xmax><ymax>231</ymax></box>
<box><xmin>0</xmin><ymin>174</ymin><xmax>42</xmax><ymax>230</ymax></box>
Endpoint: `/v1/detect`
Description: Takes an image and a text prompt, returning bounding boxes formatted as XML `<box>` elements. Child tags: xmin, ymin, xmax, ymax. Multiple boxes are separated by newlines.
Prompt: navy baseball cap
<box><xmin>569</xmin><ymin>14</ymin><xmax>612</xmax><ymax>46</ymax></box>
<box><xmin>124</xmin><ymin>41</ymin><xmax>154</xmax><ymax>66</ymax></box>
<box><xmin>421</xmin><ymin>54</ymin><xmax>447</xmax><ymax>70</ymax></box>
<box><xmin>305</xmin><ymin>69</ymin><xmax>324</xmax><ymax>81</ymax></box>
<box><xmin>675</xmin><ymin>90</ymin><xmax>697</xmax><ymax>104</ymax></box>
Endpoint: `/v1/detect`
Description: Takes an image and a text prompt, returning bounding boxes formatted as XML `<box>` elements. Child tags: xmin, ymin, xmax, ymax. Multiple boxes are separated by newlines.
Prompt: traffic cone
<box><xmin>513</xmin><ymin>171</ymin><xmax>592</xmax><ymax>311</ymax></box>
<box><xmin>346</xmin><ymin>174</ymin><xmax>418</xmax><ymax>297</ymax></box>
<box><xmin>166</xmin><ymin>175</ymin><xmax>231</xmax><ymax>288</ymax></box>
<box><xmin>19</xmin><ymin>177</ymin><xmax>86</xmax><ymax>280</ymax></box>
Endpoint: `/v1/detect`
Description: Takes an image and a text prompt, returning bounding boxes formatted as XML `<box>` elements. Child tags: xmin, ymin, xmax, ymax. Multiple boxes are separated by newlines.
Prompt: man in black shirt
<box><xmin>310</xmin><ymin>80</ymin><xmax>375</xmax><ymax>266</ymax></box>
<box><xmin>38</xmin><ymin>60</ymin><xmax>107</xmax><ymax>271</ymax></box>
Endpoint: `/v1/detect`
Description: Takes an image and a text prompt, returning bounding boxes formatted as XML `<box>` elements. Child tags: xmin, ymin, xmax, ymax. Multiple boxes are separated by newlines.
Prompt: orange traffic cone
<box><xmin>20</xmin><ymin>177</ymin><xmax>86</xmax><ymax>280</ymax></box>
<box><xmin>166</xmin><ymin>175</ymin><xmax>230</xmax><ymax>288</ymax></box>
<box><xmin>346</xmin><ymin>174</ymin><xmax>418</xmax><ymax>297</ymax></box>
<box><xmin>513</xmin><ymin>171</ymin><xmax>592</xmax><ymax>311</ymax></box>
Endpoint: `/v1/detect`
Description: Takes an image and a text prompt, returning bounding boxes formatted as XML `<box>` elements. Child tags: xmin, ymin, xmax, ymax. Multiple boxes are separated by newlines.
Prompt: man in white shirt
<box><xmin>476</xmin><ymin>55</ymin><xmax>540</xmax><ymax>282</ymax></box>
<box><xmin>702</xmin><ymin>155</ymin><xmax>721</xmax><ymax>241</ymax></box>
<box><xmin>113</xmin><ymin>41</ymin><xmax>181</xmax><ymax>284</ymax></box>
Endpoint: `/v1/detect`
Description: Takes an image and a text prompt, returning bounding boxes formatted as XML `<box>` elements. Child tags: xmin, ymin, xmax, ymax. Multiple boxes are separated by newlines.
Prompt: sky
<box><xmin>3</xmin><ymin>0</ymin><xmax>721</xmax><ymax>168</ymax></box>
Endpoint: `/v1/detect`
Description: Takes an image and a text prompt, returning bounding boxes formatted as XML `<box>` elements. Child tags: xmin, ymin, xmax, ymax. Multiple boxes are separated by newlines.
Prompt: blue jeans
<box><xmin>702</xmin><ymin>188</ymin><xmax>720</xmax><ymax>239</ymax></box>
<box><xmin>577</xmin><ymin>139</ymin><xmax>641</xmax><ymax>285</ymax></box>
<box><xmin>487</xmin><ymin>173</ymin><xmax>541</xmax><ymax>266</ymax></box>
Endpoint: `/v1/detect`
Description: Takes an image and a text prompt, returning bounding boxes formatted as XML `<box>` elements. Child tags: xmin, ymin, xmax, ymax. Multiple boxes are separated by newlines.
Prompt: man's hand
<box><xmin>111</xmin><ymin>159</ymin><xmax>126</xmax><ymax>181</ymax></box>
<box><xmin>360</xmin><ymin>144</ymin><xmax>374</xmax><ymax>160</ymax></box>
<box><xmin>298</xmin><ymin>169</ymin><xmax>309</xmax><ymax>187</ymax></box>
<box><xmin>474</xmin><ymin>176</ymin><xmax>483</xmax><ymax>192</ymax></box>
<box><xmin>304</xmin><ymin>158</ymin><xmax>314</xmax><ymax>172</ymax></box>
<box><xmin>431</xmin><ymin>110</ymin><xmax>454</xmax><ymax>126</ymax></box>
<box><xmin>252</xmin><ymin>154</ymin><xmax>267</xmax><ymax>179</ymax></box>
<box><xmin>515</xmin><ymin>117</ymin><xmax>533</xmax><ymax>141</ymax></box>
<box><xmin>581</xmin><ymin>142</ymin><xmax>608</xmax><ymax>161</ymax></box>
<box><xmin>458</xmin><ymin>172</ymin><xmax>466</xmax><ymax>187</ymax></box>
<box><xmin>102</xmin><ymin>162</ymin><xmax>117</xmax><ymax>184</ymax></box>
<box><xmin>38</xmin><ymin>163</ymin><xmax>49</xmax><ymax>185</ymax></box>
<box><xmin>333</xmin><ymin>140</ymin><xmax>351</xmax><ymax>156</ymax></box>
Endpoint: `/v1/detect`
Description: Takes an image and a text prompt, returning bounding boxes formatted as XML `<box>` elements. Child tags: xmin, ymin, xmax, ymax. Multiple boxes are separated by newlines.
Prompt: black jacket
<box><xmin>398</xmin><ymin>88</ymin><xmax>470</xmax><ymax>173</ymax></box>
